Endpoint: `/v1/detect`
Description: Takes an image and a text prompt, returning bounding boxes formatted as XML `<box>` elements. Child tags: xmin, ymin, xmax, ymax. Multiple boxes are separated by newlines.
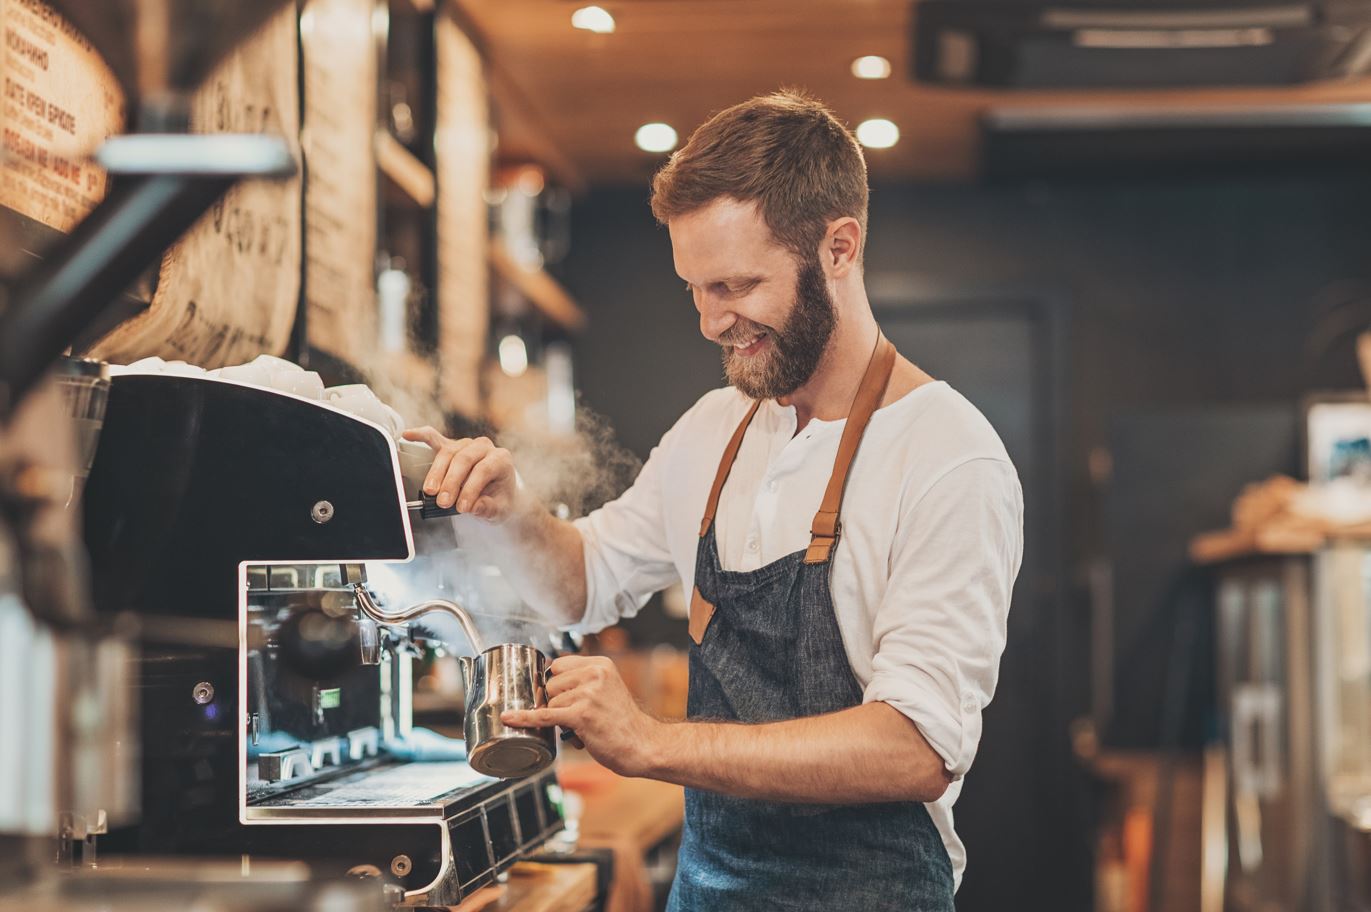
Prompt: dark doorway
<box><xmin>876</xmin><ymin>296</ymin><xmax>1080</xmax><ymax>911</ymax></box>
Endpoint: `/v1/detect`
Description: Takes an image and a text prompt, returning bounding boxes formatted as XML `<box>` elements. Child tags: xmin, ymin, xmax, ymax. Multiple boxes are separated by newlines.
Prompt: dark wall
<box><xmin>562</xmin><ymin>175</ymin><xmax>1371</xmax><ymax>628</ymax></box>
<box><xmin>558</xmin><ymin>174</ymin><xmax>1371</xmax><ymax>910</ymax></box>
<box><xmin>565</xmin><ymin>175</ymin><xmax>1370</xmax><ymax>479</ymax></box>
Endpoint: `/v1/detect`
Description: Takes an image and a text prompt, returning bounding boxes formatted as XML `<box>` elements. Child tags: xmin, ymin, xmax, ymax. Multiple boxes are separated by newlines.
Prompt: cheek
<box><xmin>739</xmin><ymin>292</ymin><xmax>790</xmax><ymax>331</ymax></box>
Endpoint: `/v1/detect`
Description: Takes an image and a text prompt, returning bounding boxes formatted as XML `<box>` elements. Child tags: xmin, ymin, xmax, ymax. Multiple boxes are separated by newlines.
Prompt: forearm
<box><xmin>468</xmin><ymin>497</ymin><xmax>587</xmax><ymax>627</ymax></box>
<box><xmin>645</xmin><ymin>701</ymin><xmax>952</xmax><ymax>804</ymax></box>
<box><xmin>402</xmin><ymin>428</ymin><xmax>591</xmax><ymax>626</ymax></box>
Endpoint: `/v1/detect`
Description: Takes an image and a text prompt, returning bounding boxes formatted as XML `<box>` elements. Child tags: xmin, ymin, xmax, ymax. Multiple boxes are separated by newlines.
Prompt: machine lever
<box><xmin>406</xmin><ymin>494</ymin><xmax>460</xmax><ymax>519</ymax></box>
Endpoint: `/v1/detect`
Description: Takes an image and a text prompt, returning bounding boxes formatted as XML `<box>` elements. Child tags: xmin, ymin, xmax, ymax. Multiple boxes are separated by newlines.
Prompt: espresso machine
<box><xmin>0</xmin><ymin>0</ymin><xmax>518</xmax><ymax>905</ymax></box>
<box><xmin>79</xmin><ymin>370</ymin><xmax>567</xmax><ymax>905</ymax></box>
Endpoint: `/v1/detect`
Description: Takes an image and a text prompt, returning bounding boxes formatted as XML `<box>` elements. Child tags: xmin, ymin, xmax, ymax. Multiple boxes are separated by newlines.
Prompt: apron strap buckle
<box><xmin>804</xmin><ymin>515</ymin><xmax>841</xmax><ymax>565</ymax></box>
<box><xmin>810</xmin><ymin>509</ymin><xmax>839</xmax><ymax>538</ymax></box>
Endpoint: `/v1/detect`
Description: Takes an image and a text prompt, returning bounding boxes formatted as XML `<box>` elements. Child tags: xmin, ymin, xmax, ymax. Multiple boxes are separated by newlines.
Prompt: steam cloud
<box><xmin>498</xmin><ymin>400</ymin><xmax>642</xmax><ymax>520</ymax></box>
<box><xmin>358</xmin><ymin>375</ymin><xmax>643</xmax><ymax>653</ymax></box>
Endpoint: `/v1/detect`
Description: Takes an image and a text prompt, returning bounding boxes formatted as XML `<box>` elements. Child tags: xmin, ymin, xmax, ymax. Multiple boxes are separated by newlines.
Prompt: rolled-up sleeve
<box><xmin>863</xmin><ymin>457</ymin><xmax>1023</xmax><ymax>780</ymax></box>
<box><xmin>570</xmin><ymin>426</ymin><xmax>682</xmax><ymax>634</ymax></box>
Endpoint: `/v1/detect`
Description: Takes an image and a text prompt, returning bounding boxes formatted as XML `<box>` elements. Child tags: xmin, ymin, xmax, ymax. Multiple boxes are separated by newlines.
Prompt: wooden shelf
<box><xmin>376</xmin><ymin>130</ymin><xmax>436</xmax><ymax>209</ymax></box>
<box><xmin>489</xmin><ymin>239</ymin><xmax>588</xmax><ymax>332</ymax></box>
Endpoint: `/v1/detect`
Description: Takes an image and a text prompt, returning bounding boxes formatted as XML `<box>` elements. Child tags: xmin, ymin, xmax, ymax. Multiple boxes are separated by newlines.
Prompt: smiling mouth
<box><xmin>726</xmin><ymin>332</ymin><xmax>768</xmax><ymax>357</ymax></box>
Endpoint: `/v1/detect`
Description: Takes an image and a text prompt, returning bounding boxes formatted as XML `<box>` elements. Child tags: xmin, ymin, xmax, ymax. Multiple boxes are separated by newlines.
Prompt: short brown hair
<box><xmin>650</xmin><ymin>90</ymin><xmax>869</xmax><ymax>262</ymax></box>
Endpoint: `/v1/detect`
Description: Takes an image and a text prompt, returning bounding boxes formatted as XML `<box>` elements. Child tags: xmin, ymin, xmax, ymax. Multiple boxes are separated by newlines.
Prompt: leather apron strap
<box><xmin>688</xmin><ymin>333</ymin><xmax>896</xmax><ymax>644</ymax></box>
<box><xmin>697</xmin><ymin>399</ymin><xmax>763</xmax><ymax>538</ymax></box>
<box><xmin>804</xmin><ymin>334</ymin><xmax>896</xmax><ymax>564</ymax></box>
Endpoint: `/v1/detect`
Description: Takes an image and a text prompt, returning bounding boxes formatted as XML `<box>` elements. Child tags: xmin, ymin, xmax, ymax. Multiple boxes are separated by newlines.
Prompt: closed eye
<box><xmin>714</xmin><ymin>279</ymin><xmax>759</xmax><ymax>297</ymax></box>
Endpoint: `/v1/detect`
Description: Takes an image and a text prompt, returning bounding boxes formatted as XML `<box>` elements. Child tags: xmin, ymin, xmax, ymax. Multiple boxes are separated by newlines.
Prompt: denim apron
<box><xmin>666</xmin><ymin>336</ymin><xmax>956</xmax><ymax>912</ymax></box>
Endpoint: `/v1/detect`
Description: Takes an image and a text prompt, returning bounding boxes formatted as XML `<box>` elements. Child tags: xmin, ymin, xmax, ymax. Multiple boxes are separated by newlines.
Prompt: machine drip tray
<box><xmin>247</xmin><ymin>760</ymin><xmax>496</xmax><ymax>820</ymax></box>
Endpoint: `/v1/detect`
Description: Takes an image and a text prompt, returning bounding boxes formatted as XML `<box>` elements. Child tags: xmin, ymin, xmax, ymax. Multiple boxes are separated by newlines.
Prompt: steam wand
<box><xmin>351</xmin><ymin>583</ymin><xmax>485</xmax><ymax>655</ymax></box>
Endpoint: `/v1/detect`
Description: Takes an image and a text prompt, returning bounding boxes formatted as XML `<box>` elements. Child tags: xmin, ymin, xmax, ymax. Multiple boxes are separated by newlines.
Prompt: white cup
<box><xmin>325</xmin><ymin>384</ymin><xmax>405</xmax><ymax>436</ymax></box>
<box><xmin>270</xmin><ymin>369</ymin><xmax>325</xmax><ymax>400</ymax></box>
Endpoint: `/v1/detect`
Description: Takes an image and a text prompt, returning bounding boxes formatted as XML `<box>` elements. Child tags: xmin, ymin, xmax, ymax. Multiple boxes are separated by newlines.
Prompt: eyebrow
<box><xmin>680</xmin><ymin>274</ymin><xmax>763</xmax><ymax>287</ymax></box>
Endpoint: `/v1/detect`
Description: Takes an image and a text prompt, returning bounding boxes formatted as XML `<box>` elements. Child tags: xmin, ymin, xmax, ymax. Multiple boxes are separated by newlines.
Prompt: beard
<box><xmin>720</xmin><ymin>258</ymin><xmax>837</xmax><ymax>400</ymax></box>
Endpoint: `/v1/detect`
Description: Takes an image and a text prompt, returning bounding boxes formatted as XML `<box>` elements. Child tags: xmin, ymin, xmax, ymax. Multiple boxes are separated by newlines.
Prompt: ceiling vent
<box><xmin>980</xmin><ymin>103</ymin><xmax>1371</xmax><ymax>178</ymax></box>
<box><xmin>914</xmin><ymin>1</ymin><xmax>1371</xmax><ymax>88</ymax></box>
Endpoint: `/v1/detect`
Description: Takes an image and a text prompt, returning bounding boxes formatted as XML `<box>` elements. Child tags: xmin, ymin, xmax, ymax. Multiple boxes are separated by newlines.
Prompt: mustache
<box><xmin>718</xmin><ymin>321</ymin><xmax>773</xmax><ymax>347</ymax></box>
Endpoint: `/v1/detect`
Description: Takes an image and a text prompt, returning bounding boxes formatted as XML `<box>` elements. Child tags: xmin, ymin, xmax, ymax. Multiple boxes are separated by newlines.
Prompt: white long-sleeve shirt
<box><xmin>572</xmin><ymin>381</ymin><xmax>1023</xmax><ymax>887</ymax></box>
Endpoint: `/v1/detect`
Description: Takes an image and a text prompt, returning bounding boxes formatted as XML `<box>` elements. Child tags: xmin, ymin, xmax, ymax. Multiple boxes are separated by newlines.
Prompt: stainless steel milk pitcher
<box><xmin>352</xmin><ymin>584</ymin><xmax>556</xmax><ymax>779</ymax></box>
<box><xmin>459</xmin><ymin>644</ymin><xmax>557</xmax><ymax>779</ymax></box>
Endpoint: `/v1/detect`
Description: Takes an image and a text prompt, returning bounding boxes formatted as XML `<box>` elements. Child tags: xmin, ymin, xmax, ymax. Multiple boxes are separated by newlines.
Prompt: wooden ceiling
<box><xmin>453</xmin><ymin>0</ymin><xmax>1371</xmax><ymax>189</ymax></box>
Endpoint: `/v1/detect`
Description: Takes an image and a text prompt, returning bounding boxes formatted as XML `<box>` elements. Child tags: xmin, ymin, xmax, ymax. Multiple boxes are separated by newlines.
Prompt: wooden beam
<box><xmin>446</xmin><ymin>1</ymin><xmax>588</xmax><ymax>195</ymax></box>
<box><xmin>490</xmin><ymin>239</ymin><xmax>588</xmax><ymax>332</ymax></box>
<box><xmin>375</xmin><ymin>130</ymin><xmax>436</xmax><ymax>208</ymax></box>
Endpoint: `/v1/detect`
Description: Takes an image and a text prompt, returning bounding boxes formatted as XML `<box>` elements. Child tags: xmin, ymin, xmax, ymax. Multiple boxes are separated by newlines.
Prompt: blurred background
<box><xmin>485</xmin><ymin>5</ymin><xmax>1371</xmax><ymax>911</ymax></box>
<box><xmin>3</xmin><ymin>1</ymin><xmax>1371</xmax><ymax>911</ymax></box>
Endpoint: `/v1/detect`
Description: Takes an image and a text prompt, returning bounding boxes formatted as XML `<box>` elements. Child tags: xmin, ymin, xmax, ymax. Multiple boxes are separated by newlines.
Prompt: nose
<box><xmin>696</xmin><ymin>292</ymin><xmax>736</xmax><ymax>343</ymax></box>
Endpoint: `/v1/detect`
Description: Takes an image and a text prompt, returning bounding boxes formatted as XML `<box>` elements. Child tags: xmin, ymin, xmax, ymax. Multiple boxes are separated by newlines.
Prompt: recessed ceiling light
<box><xmin>498</xmin><ymin>334</ymin><xmax>529</xmax><ymax>378</ymax></box>
<box><xmin>635</xmin><ymin>122</ymin><xmax>678</xmax><ymax>153</ymax></box>
<box><xmin>855</xmin><ymin>118</ymin><xmax>900</xmax><ymax>149</ymax></box>
<box><xmin>571</xmin><ymin>6</ymin><xmax>615</xmax><ymax>34</ymax></box>
<box><xmin>851</xmin><ymin>55</ymin><xmax>892</xmax><ymax>79</ymax></box>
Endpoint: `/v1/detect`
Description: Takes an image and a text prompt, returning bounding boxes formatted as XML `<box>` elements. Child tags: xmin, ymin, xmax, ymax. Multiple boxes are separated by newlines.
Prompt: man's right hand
<box><xmin>401</xmin><ymin>427</ymin><xmax>520</xmax><ymax>524</ymax></box>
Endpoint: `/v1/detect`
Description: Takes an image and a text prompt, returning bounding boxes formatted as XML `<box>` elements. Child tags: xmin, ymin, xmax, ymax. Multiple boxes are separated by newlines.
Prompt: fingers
<box><xmin>547</xmin><ymin>690</ymin><xmax>580</xmax><ymax>709</ymax></box>
<box><xmin>403</xmin><ymin>430</ymin><xmax>510</xmax><ymax>512</ymax></box>
<box><xmin>502</xmin><ymin>706</ymin><xmax>575</xmax><ymax>729</ymax></box>
<box><xmin>548</xmin><ymin>655</ymin><xmax>605</xmax><ymax>676</ymax></box>
<box><xmin>403</xmin><ymin>427</ymin><xmax>445</xmax><ymax>490</ymax></box>
<box><xmin>436</xmin><ymin>438</ymin><xmax>492</xmax><ymax>508</ymax></box>
<box><xmin>404</xmin><ymin>425</ymin><xmax>469</xmax><ymax>499</ymax></box>
<box><xmin>515</xmin><ymin>657</ymin><xmax>621</xmax><ymax>738</ymax></box>
<box><xmin>401</xmin><ymin>426</ymin><xmax>443</xmax><ymax>446</ymax></box>
<box><xmin>425</xmin><ymin>445</ymin><xmax>459</xmax><ymax>500</ymax></box>
<box><xmin>545</xmin><ymin>668</ymin><xmax>595</xmax><ymax>699</ymax></box>
<box><xmin>505</xmin><ymin>702</ymin><xmax>585</xmax><ymax>750</ymax></box>
<box><xmin>456</xmin><ymin>447</ymin><xmax>512</xmax><ymax>513</ymax></box>
<box><xmin>545</xmin><ymin>657</ymin><xmax>620</xmax><ymax>702</ymax></box>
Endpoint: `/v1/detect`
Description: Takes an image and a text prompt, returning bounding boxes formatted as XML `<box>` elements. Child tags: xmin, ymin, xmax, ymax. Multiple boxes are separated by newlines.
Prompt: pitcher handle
<box><xmin>542</xmin><ymin>660</ymin><xmax>583</xmax><ymax>747</ymax></box>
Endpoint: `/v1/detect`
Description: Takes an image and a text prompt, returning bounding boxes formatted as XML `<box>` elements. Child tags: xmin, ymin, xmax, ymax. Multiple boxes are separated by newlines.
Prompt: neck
<box><xmin>777</xmin><ymin>301</ymin><xmax>880</xmax><ymax>430</ymax></box>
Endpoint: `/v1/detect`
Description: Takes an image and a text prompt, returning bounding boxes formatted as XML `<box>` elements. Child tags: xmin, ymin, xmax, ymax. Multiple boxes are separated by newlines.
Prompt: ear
<box><xmin>820</xmin><ymin>217</ymin><xmax>862</xmax><ymax>279</ymax></box>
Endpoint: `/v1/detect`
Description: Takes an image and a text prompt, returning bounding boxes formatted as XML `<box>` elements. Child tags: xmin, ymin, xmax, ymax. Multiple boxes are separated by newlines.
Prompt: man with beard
<box><xmin>402</xmin><ymin>91</ymin><xmax>1022</xmax><ymax>910</ymax></box>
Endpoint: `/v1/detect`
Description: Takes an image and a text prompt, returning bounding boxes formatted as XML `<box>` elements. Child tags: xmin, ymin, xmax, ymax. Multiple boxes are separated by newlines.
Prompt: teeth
<box><xmin>733</xmin><ymin>334</ymin><xmax>763</xmax><ymax>350</ymax></box>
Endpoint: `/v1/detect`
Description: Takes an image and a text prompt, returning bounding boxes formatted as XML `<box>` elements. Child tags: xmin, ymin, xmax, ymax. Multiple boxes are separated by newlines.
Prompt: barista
<box><xmin>402</xmin><ymin>91</ymin><xmax>1022</xmax><ymax>911</ymax></box>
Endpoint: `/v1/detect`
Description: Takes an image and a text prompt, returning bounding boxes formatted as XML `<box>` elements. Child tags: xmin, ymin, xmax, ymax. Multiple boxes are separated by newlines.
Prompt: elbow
<box><xmin>553</xmin><ymin>591</ymin><xmax>588</xmax><ymax>630</ymax></box>
<box><xmin>881</xmin><ymin>705</ymin><xmax>955</xmax><ymax>802</ymax></box>
<box><xmin>907</xmin><ymin>758</ymin><xmax>954</xmax><ymax>803</ymax></box>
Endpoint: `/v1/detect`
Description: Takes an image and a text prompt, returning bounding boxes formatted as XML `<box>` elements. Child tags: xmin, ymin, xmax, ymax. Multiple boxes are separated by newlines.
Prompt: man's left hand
<box><xmin>501</xmin><ymin>655</ymin><xmax>662</xmax><ymax>777</ymax></box>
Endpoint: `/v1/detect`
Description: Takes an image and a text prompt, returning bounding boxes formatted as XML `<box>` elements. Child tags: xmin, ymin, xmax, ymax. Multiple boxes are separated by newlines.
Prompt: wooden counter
<box><xmin>560</xmin><ymin>757</ymin><xmax>685</xmax><ymax>912</ymax></box>
<box><xmin>577</xmin><ymin>770</ymin><xmax>684</xmax><ymax>854</ymax></box>
<box><xmin>449</xmin><ymin>861</ymin><xmax>597</xmax><ymax>912</ymax></box>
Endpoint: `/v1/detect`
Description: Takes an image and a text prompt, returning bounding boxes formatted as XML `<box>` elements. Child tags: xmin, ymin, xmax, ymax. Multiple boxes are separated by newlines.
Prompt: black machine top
<box><xmin>84</xmin><ymin>374</ymin><xmax>412</xmax><ymax>619</ymax></box>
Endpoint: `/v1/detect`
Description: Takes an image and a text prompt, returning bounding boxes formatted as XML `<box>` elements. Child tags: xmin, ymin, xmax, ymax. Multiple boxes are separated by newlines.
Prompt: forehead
<box><xmin>668</xmin><ymin>197</ymin><xmax>792</xmax><ymax>283</ymax></box>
